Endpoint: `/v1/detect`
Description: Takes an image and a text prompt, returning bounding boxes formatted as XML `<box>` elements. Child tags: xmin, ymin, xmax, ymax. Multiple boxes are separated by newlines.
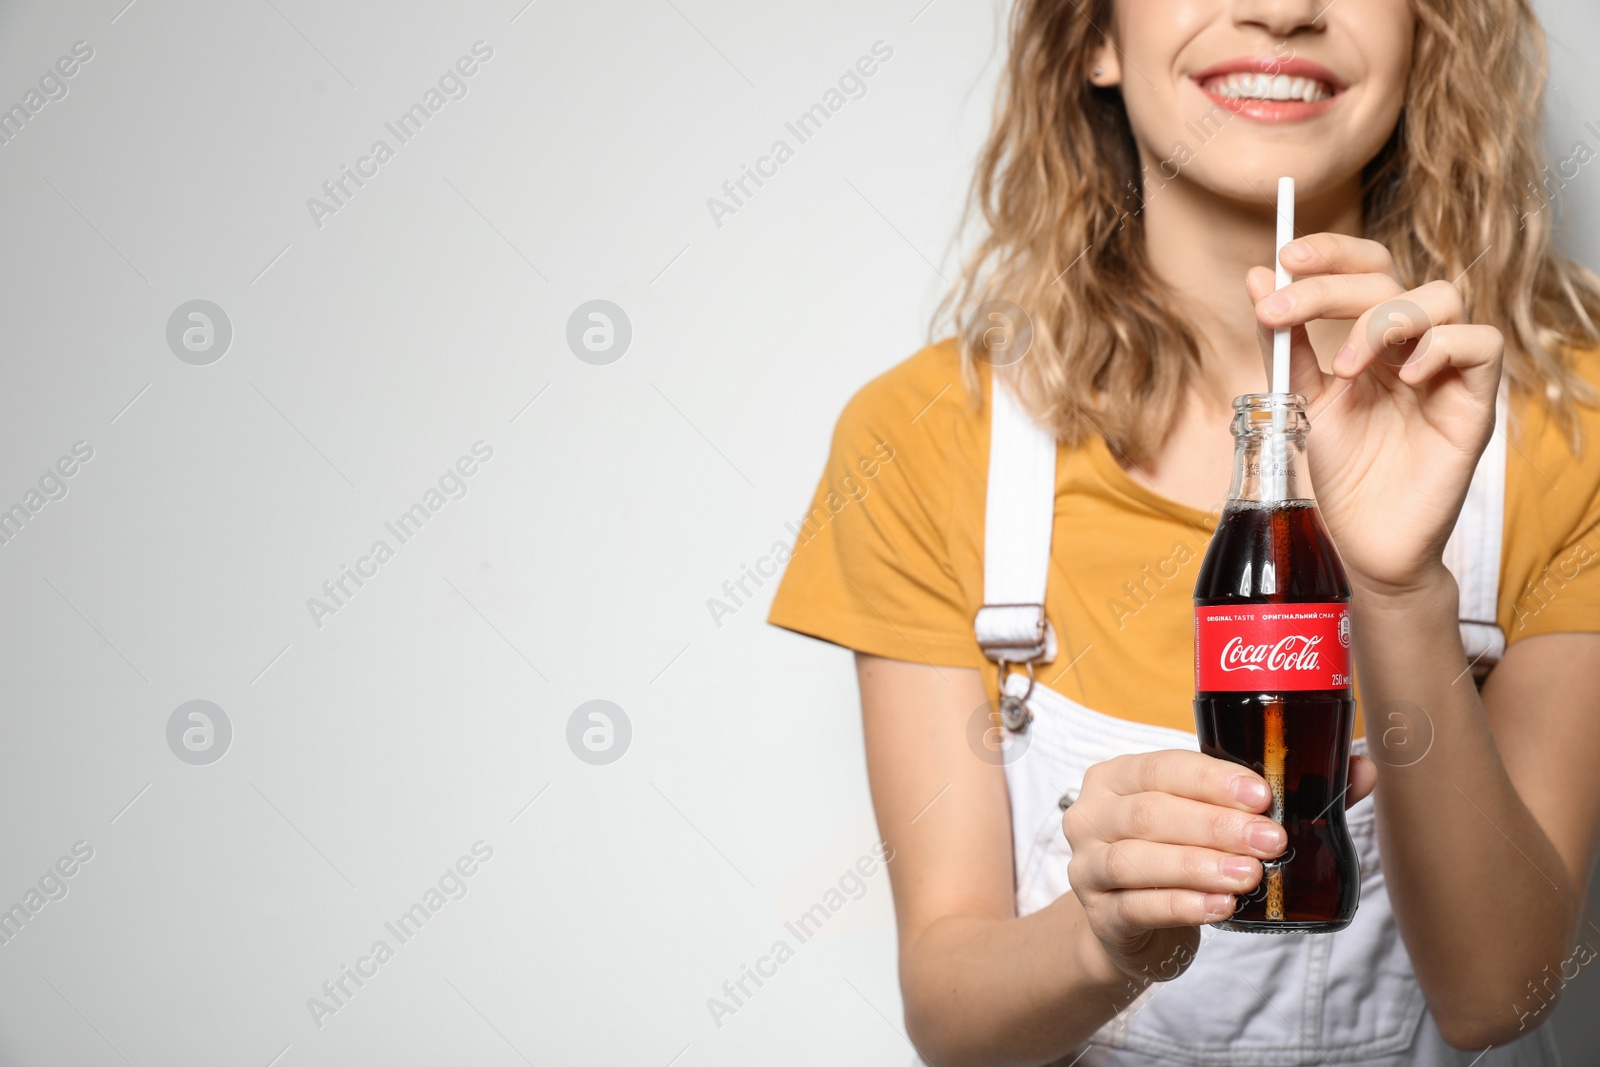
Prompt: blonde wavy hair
<box><xmin>940</xmin><ymin>0</ymin><xmax>1600</xmax><ymax>463</ymax></box>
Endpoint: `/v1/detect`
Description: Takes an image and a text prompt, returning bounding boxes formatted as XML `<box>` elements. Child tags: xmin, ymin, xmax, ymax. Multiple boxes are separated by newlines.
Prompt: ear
<box><xmin>1088</xmin><ymin>38</ymin><xmax>1122</xmax><ymax>87</ymax></box>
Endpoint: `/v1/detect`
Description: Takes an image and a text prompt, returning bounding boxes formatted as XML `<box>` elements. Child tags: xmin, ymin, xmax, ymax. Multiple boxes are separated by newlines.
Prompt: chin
<box><xmin>1187</xmin><ymin>156</ymin><xmax>1365</xmax><ymax>207</ymax></box>
<box><xmin>1135</xmin><ymin>113</ymin><xmax>1378</xmax><ymax>212</ymax></box>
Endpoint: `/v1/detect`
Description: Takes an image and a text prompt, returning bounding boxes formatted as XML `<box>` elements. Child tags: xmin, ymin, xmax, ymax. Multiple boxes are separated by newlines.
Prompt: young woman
<box><xmin>769</xmin><ymin>1</ymin><xmax>1600</xmax><ymax>1065</ymax></box>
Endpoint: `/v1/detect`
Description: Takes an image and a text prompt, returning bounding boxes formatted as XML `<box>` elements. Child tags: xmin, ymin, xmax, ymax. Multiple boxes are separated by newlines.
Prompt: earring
<box><xmin>1093</xmin><ymin>67</ymin><xmax>1103</xmax><ymax>77</ymax></box>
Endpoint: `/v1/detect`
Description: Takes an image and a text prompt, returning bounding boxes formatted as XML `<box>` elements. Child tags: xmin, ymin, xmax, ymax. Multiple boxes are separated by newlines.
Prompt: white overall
<box><xmin>970</xmin><ymin>384</ymin><xmax>1561</xmax><ymax>1067</ymax></box>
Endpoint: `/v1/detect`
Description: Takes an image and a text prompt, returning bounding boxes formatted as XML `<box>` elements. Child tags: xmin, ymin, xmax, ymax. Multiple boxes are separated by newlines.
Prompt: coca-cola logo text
<box><xmin>1195</xmin><ymin>605</ymin><xmax>1350</xmax><ymax>692</ymax></box>
<box><xmin>1219</xmin><ymin>634</ymin><xmax>1323</xmax><ymax>673</ymax></box>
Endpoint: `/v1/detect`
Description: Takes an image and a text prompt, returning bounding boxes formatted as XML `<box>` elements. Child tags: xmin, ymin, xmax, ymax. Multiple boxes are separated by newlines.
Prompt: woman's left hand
<box><xmin>1246</xmin><ymin>234</ymin><xmax>1504</xmax><ymax>598</ymax></box>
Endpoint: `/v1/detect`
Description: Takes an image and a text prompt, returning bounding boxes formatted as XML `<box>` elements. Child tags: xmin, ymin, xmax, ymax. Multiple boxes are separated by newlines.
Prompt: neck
<box><xmin>1137</xmin><ymin>165</ymin><xmax>1365</xmax><ymax>406</ymax></box>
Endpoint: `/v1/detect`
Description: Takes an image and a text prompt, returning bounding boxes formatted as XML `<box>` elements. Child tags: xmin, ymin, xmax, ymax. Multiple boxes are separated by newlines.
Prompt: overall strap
<box><xmin>975</xmin><ymin>378</ymin><xmax>1059</xmax><ymax>665</ymax></box>
<box><xmin>1441</xmin><ymin>389</ymin><xmax>1510</xmax><ymax>668</ymax></box>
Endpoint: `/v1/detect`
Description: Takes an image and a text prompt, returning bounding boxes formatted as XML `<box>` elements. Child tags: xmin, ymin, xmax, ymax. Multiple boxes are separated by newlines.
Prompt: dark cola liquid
<box><xmin>1194</xmin><ymin>501</ymin><xmax>1359</xmax><ymax>932</ymax></box>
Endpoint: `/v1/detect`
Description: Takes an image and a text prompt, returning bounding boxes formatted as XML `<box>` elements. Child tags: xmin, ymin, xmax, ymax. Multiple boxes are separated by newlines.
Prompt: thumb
<box><xmin>1345</xmin><ymin>754</ymin><xmax>1377</xmax><ymax>808</ymax></box>
<box><xmin>1246</xmin><ymin>267</ymin><xmax>1326</xmax><ymax>405</ymax></box>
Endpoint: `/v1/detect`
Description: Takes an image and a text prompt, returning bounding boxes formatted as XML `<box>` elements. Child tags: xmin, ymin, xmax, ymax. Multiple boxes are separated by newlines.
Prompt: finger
<box><xmin>1249</xmin><ymin>268</ymin><xmax>1327</xmax><ymax>403</ymax></box>
<box><xmin>1102</xmin><ymin>888</ymin><xmax>1236</xmax><ymax>932</ymax></box>
<box><xmin>1396</xmin><ymin>323</ymin><xmax>1505</xmax><ymax>404</ymax></box>
<box><xmin>1245</xmin><ymin>265</ymin><xmax>1277</xmax><ymax>310</ymax></box>
<box><xmin>1283</xmin><ymin>324</ymin><xmax>1327</xmax><ymax>403</ymax></box>
<box><xmin>1095</xmin><ymin>748</ymin><xmax>1271</xmax><ymax>810</ymax></box>
<box><xmin>1346</xmin><ymin>754</ymin><xmax>1377</xmax><ymax>808</ymax></box>
<box><xmin>1089</xmin><ymin>791</ymin><xmax>1287</xmax><ymax>858</ymax></box>
<box><xmin>1279</xmin><ymin>233</ymin><xmax>1399</xmax><ymax>279</ymax></box>
<box><xmin>1337</xmin><ymin>279</ymin><xmax>1467</xmax><ymax>378</ymax></box>
<box><xmin>1072</xmin><ymin>839</ymin><xmax>1263</xmax><ymax>894</ymax></box>
<box><xmin>1255</xmin><ymin>273</ymin><xmax>1408</xmax><ymax>330</ymax></box>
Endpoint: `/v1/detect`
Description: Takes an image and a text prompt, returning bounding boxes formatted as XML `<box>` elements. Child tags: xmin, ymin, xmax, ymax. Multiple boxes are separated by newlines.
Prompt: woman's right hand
<box><xmin>1062</xmin><ymin>750</ymin><xmax>1291</xmax><ymax>982</ymax></box>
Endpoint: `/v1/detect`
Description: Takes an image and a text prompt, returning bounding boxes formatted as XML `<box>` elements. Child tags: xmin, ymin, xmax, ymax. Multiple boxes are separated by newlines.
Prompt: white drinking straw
<box><xmin>1273</xmin><ymin>176</ymin><xmax>1295</xmax><ymax>397</ymax></box>
<box><xmin>1269</xmin><ymin>177</ymin><xmax>1295</xmax><ymax>501</ymax></box>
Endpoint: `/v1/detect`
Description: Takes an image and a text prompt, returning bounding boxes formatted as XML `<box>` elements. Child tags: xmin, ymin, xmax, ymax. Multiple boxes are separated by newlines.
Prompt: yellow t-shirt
<box><xmin>768</xmin><ymin>339</ymin><xmax>1600</xmax><ymax>739</ymax></box>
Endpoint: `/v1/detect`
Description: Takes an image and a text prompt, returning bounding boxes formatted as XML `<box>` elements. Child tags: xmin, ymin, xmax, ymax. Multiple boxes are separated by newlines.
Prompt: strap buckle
<box><xmin>974</xmin><ymin>601</ymin><xmax>1053</xmax><ymax>663</ymax></box>
<box><xmin>977</xmin><ymin>602</ymin><xmax>1049</xmax><ymax>734</ymax></box>
<box><xmin>996</xmin><ymin>658</ymin><xmax>1035</xmax><ymax>733</ymax></box>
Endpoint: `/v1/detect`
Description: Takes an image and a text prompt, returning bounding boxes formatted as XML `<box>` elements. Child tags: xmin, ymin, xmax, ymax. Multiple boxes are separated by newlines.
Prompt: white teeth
<box><xmin>1206</xmin><ymin>71</ymin><xmax>1333</xmax><ymax>102</ymax></box>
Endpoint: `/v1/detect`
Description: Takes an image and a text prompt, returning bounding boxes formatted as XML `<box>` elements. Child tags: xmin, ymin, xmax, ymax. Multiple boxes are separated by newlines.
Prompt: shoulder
<box><xmin>1501</xmin><ymin>345</ymin><xmax>1600</xmax><ymax>639</ymax></box>
<box><xmin>767</xmin><ymin>339</ymin><xmax>992</xmax><ymax>666</ymax></box>
<box><xmin>1570</xmin><ymin>343</ymin><xmax>1600</xmax><ymax>423</ymax></box>
<box><xmin>835</xmin><ymin>337</ymin><xmax>976</xmax><ymax>432</ymax></box>
<box><xmin>1503</xmin><ymin>343</ymin><xmax>1600</xmax><ymax>553</ymax></box>
<box><xmin>807</xmin><ymin>338</ymin><xmax>991</xmax><ymax>548</ymax></box>
<box><xmin>1510</xmin><ymin>345</ymin><xmax>1600</xmax><ymax>468</ymax></box>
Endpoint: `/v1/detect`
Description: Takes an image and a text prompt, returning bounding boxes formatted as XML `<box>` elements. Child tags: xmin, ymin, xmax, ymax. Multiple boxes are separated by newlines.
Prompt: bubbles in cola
<box><xmin>1193</xmin><ymin>394</ymin><xmax>1360</xmax><ymax>933</ymax></box>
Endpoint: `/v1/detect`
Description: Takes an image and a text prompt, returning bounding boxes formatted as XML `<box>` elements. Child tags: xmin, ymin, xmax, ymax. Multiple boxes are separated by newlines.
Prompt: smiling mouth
<box><xmin>1200</xmin><ymin>72</ymin><xmax>1336</xmax><ymax>104</ymax></box>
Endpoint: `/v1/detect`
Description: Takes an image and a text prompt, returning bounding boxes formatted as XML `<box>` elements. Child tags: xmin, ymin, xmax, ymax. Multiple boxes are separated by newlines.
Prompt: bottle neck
<box><xmin>1227</xmin><ymin>394</ymin><xmax>1312</xmax><ymax>505</ymax></box>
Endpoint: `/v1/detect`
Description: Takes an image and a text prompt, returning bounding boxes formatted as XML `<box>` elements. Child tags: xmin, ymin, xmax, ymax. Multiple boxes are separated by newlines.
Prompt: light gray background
<box><xmin>0</xmin><ymin>1</ymin><xmax>1595</xmax><ymax>1064</ymax></box>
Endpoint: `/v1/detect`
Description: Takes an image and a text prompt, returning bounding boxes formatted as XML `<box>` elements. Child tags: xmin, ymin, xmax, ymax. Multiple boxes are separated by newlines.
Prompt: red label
<box><xmin>1194</xmin><ymin>604</ymin><xmax>1352</xmax><ymax>692</ymax></box>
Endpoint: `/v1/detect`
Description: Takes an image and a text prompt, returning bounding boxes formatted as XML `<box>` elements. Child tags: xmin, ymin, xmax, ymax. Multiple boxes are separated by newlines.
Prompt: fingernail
<box><xmin>1248</xmin><ymin>821</ymin><xmax>1286</xmax><ymax>853</ymax></box>
<box><xmin>1283</xmin><ymin>240</ymin><xmax>1310</xmax><ymax>261</ymax></box>
<box><xmin>1334</xmin><ymin>343</ymin><xmax>1356</xmax><ymax>373</ymax></box>
<box><xmin>1232</xmin><ymin>776</ymin><xmax>1269</xmax><ymax>807</ymax></box>
<box><xmin>1221</xmin><ymin>857</ymin><xmax>1256</xmax><ymax>882</ymax></box>
<box><xmin>1203</xmin><ymin>894</ymin><xmax>1234</xmax><ymax>921</ymax></box>
<box><xmin>1262</xmin><ymin>291</ymin><xmax>1293</xmax><ymax>317</ymax></box>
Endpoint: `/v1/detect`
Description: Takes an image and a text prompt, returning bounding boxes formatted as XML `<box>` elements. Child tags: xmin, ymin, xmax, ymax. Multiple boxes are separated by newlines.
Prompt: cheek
<box><xmin>1337</xmin><ymin>6</ymin><xmax>1414</xmax><ymax>149</ymax></box>
<box><xmin>1340</xmin><ymin>0</ymin><xmax>1415</xmax><ymax>99</ymax></box>
<box><xmin>1115</xmin><ymin>0</ymin><xmax>1213</xmax><ymax>71</ymax></box>
<box><xmin>1112</xmin><ymin>0</ymin><xmax>1227</xmax><ymax>149</ymax></box>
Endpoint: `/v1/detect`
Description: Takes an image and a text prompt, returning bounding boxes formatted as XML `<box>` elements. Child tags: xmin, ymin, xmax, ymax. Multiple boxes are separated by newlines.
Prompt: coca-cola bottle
<box><xmin>1193</xmin><ymin>394</ymin><xmax>1359</xmax><ymax>932</ymax></box>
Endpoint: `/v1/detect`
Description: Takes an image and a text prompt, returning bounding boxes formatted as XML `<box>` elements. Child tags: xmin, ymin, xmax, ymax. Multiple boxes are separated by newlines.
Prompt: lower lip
<box><xmin>1197</xmin><ymin>82</ymin><xmax>1340</xmax><ymax>122</ymax></box>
